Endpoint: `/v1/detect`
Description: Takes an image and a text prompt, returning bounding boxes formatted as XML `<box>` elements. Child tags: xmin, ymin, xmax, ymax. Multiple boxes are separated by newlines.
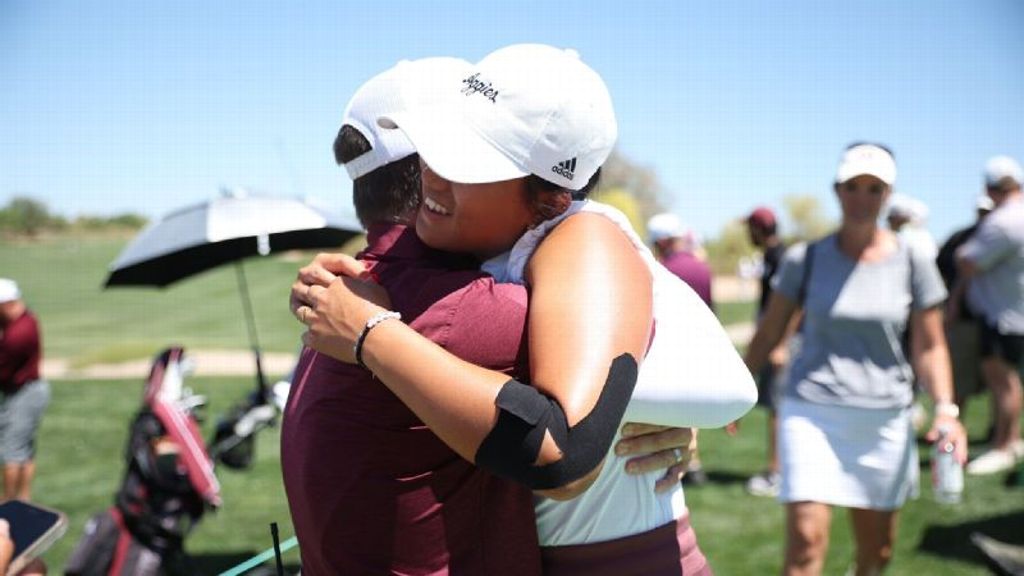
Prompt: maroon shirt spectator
<box><xmin>0</xmin><ymin>311</ymin><xmax>41</xmax><ymax>395</ymax></box>
<box><xmin>662</xmin><ymin>251</ymin><xmax>714</xmax><ymax>311</ymax></box>
<box><xmin>281</xmin><ymin>224</ymin><xmax>541</xmax><ymax>576</ymax></box>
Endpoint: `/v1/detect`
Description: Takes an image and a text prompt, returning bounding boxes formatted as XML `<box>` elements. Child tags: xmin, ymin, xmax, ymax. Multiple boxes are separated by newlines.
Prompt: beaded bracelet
<box><xmin>354</xmin><ymin>310</ymin><xmax>402</xmax><ymax>369</ymax></box>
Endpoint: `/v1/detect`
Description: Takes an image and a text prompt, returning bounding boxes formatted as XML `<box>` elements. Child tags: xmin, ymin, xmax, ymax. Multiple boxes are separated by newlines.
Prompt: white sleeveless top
<box><xmin>482</xmin><ymin>200</ymin><xmax>756</xmax><ymax>546</ymax></box>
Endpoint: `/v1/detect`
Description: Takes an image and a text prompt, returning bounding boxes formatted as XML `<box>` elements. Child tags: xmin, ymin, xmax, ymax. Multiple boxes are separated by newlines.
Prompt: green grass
<box><xmin>30</xmin><ymin>377</ymin><xmax>1023</xmax><ymax>575</ymax></box>
<box><xmin>0</xmin><ymin>236</ymin><xmax>352</xmax><ymax>364</ymax></box>
<box><xmin>716</xmin><ymin>299</ymin><xmax>757</xmax><ymax>327</ymax></box>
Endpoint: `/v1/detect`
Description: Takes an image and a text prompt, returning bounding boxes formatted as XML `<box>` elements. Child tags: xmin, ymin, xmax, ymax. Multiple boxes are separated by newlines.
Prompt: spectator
<box><xmin>648</xmin><ymin>213</ymin><xmax>713</xmax><ymax>310</ymax></box>
<box><xmin>886</xmin><ymin>193</ymin><xmax>938</xmax><ymax>259</ymax></box>
<box><xmin>957</xmin><ymin>155</ymin><xmax>1024</xmax><ymax>475</ymax></box>
<box><xmin>936</xmin><ymin>195</ymin><xmax>994</xmax><ymax>415</ymax></box>
<box><xmin>0</xmin><ymin>279</ymin><xmax>50</xmax><ymax>502</ymax></box>
<box><xmin>744</xmin><ymin>143</ymin><xmax>966</xmax><ymax>575</ymax></box>
<box><xmin>742</xmin><ymin>206</ymin><xmax>792</xmax><ymax>497</ymax></box>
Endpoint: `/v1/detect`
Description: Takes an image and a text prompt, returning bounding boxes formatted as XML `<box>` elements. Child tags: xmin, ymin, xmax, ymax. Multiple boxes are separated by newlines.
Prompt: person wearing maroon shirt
<box><xmin>743</xmin><ymin>207</ymin><xmax>788</xmax><ymax>498</ymax></box>
<box><xmin>644</xmin><ymin>214</ymin><xmax>715</xmax><ymax>488</ymax></box>
<box><xmin>647</xmin><ymin>213</ymin><xmax>714</xmax><ymax>311</ymax></box>
<box><xmin>0</xmin><ymin>279</ymin><xmax>50</xmax><ymax>501</ymax></box>
<box><xmin>282</xmin><ymin>58</ymin><xmax>691</xmax><ymax>575</ymax></box>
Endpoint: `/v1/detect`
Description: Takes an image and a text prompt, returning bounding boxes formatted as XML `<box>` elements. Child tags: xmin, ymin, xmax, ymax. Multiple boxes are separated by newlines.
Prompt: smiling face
<box><xmin>835</xmin><ymin>175</ymin><xmax>891</xmax><ymax>226</ymax></box>
<box><xmin>415</xmin><ymin>160</ymin><xmax>536</xmax><ymax>259</ymax></box>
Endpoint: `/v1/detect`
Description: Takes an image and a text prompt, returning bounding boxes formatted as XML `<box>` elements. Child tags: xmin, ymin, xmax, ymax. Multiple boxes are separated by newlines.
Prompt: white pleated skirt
<box><xmin>778</xmin><ymin>397</ymin><xmax>919</xmax><ymax>510</ymax></box>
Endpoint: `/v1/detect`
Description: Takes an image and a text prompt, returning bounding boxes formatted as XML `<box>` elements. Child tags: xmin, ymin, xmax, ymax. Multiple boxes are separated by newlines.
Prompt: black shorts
<box><xmin>756</xmin><ymin>364</ymin><xmax>780</xmax><ymax>411</ymax></box>
<box><xmin>979</xmin><ymin>322</ymin><xmax>1024</xmax><ymax>366</ymax></box>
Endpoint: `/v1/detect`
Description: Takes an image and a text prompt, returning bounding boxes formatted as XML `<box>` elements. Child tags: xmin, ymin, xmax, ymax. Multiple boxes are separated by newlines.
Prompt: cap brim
<box><xmin>836</xmin><ymin>167</ymin><xmax>895</xmax><ymax>186</ymax></box>
<box><xmin>380</xmin><ymin>107</ymin><xmax>528</xmax><ymax>185</ymax></box>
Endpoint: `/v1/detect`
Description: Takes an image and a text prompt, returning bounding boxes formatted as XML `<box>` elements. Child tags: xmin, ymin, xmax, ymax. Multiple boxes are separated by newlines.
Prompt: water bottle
<box><xmin>932</xmin><ymin>425</ymin><xmax>963</xmax><ymax>504</ymax></box>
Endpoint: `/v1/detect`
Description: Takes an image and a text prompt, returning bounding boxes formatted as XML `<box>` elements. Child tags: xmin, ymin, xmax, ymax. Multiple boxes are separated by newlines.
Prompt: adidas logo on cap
<box><xmin>551</xmin><ymin>157</ymin><xmax>577</xmax><ymax>180</ymax></box>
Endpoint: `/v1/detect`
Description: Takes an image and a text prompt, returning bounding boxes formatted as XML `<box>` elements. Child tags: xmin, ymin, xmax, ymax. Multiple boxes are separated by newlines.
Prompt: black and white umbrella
<box><xmin>106</xmin><ymin>192</ymin><xmax>362</xmax><ymax>287</ymax></box>
<box><xmin>105</xmin><ymin>191</ymin><xmax>363</xmax><ymax>390</ymax></box>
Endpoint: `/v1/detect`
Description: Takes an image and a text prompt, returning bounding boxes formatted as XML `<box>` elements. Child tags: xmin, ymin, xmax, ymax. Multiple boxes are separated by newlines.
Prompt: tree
<box><xmin>782</xmin><ymin>194</ymin><xmax>833</xmax><ymax>242</ymax></box>
<box><xmin>590</xmin><ymin>187</ymin><xmax>645</xmax><ymax>235</ymax></box>
<box><xmin>704</xmin><ymin>221</ymin><xmax>755</xmax><ymax>275</ymax></box>
<box><xmin>0</xmin><ymin>196</ymin><xmax>52</xmax><ymax>237</ymax></box>
<box><xmin>592</xmin><ymin>149</ymin><xmax>668</xmax><ymax>239</ymax></box>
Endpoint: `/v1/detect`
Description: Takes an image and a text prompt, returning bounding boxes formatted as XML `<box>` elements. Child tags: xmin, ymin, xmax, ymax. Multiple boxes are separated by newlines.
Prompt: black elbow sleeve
<box><xmin>474</xmin><ymin>353</ymin><xmax>638</xmax><ymax>490</ymax></box>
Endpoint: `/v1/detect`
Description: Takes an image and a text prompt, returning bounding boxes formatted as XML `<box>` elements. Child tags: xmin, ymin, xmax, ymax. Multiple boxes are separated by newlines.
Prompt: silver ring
<box><xmin>673</xmin><ymin>447</ymin><xmax>684</xmax><ymax>463</ymax></box>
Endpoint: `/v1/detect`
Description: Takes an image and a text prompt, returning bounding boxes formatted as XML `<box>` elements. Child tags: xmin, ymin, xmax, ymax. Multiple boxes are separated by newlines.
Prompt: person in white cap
<box><xmin>743</xmin><ymin>143</ymin><xmax>965</xmax><ymax>575</ymax></box>
<box><xmin>937</xmin><ymin>195</ymin><xmax>995</xmax><ymax>419</ymax></box>
<box><xmin>284</xmin><ymin>55</ymin><xmax>719</xmax><ymax>575</ymax></box>
<box><xmin>647</xmin><ymin>213</ymin><xmax>713</xmax><ymax>309</ymax></box>
<box><xmin>956</xmin><ymin>155</ymin><xmax>1024</xmax><ymax>475</ymax></box>
<box><xmin>0</xmin><ymin>279</ymin><xmax>50</xmax><ymax>502</ymax></box>
<box><xmin>645</xmin><ymin>212</ymin><xmax>715</xmax><ymax>487</ymax></box>
<box><xmin>886</xmin><ymin>193</ymin><xmax>938</xmax><ymax>259</ymax></box>
<box><xmin>293</xmin><ymin>43</ymin><xmax>756</xmax><ymax>575</ymax></box>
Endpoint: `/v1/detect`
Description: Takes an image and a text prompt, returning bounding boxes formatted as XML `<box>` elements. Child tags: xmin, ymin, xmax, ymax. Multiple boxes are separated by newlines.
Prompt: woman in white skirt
<box><xmin>744</xmin><ymin>143</ymin><xmax>968</xmax><ymax>575</ymax></box>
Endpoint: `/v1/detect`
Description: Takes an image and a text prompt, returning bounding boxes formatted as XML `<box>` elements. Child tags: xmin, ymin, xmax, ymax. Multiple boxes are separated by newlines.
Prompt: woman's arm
<box><xmin>910</xmin><ymin>306</ymin><xmax>968</xmax><ymax>463</ymax></box>
<box><xmin>744</xmin><ymin>291</ymin><xmax>799</xmax><ymax>374</ymax></box>
<box><xmin>522</xmin><ymin>212</ymin><xmax>653</xmax><ymax>497</ymax></box>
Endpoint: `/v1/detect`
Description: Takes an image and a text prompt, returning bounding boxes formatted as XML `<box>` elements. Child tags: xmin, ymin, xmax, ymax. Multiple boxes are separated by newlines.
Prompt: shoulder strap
<box><xmin>797</xmin><ymin>241</ymin><xmax>816</xmax><ymax>308</ymax></box>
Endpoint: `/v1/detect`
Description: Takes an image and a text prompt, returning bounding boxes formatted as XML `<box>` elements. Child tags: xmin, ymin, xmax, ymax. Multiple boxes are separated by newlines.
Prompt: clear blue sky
<box><xmin>2</xmin><ymin>0</ymin><xmax>1022</xmax><ymax>242</ymax></box>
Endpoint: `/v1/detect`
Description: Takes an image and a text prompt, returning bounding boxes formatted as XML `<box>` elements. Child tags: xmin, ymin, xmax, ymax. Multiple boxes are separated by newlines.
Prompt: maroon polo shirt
<box><xmin>0</xmin><ymin>310</ymin><xmax>42</xmax><ymax>394</ymax></box>
<box><xmin>281</xmin><ymin>224</ymin><xmax>540</xmax><ymax>576</ymax></box>
<box><xmin>661</xmin><ymin>250</ymin><xmax>714</xmax><ymax>311</ymax></box>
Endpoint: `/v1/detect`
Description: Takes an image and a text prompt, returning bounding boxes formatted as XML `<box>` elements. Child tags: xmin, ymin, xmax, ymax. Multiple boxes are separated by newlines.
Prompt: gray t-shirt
<box><xmin>773</xmin><ymin>234</ymin><xmax>947</xmax><ymax>409</ymax></box>
<box><xmin>958</xmin><ymin>197</ymin><xmax>1024</xmax><ymax>335</ymax></box>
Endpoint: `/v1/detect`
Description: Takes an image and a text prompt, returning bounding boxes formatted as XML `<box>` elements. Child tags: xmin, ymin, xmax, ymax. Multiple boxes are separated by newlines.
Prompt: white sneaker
<box><xmin>745</xmin><ymin>471</ymin><xmax>781</xmax><ymax>497</ymax></box>
<box><xmin>965</xmin><ymin>448</ymin><xmax>1017</xmax><ymax>476</ymax></box>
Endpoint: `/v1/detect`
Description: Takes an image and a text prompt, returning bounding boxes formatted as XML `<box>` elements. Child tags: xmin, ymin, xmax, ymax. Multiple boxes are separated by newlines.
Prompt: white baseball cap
<box><xmin>379</xmin><ymin>43</ymin><xmax>617</xmax><ymax>191</ymax></box>
<box><xmin>984</xmin><ymin>155</ymin><xmax>1023</xmax><ymax>188</ymax></box>
<box><xmin>976</xmin><ymin>194</ymin><xmax>995</xmax><ymax>212</ymax></box>
<box><xmin>0</xmin><ymin>279</ymin><xmax>20</xmax><ymax>304</ymax></box>
<box><xmin>647</xmin><ymin>213</ymin><xmax>684</xmax><ymax>243</ymax></box>
<box><xmin>341</xmin><ymin>57</ymin><xmax>472</xmax><ymax>180</ymax></box>
<box><xmin>835</xmin><ymin>143</ymin><xmax>897</xmax><ymax>186</ymax></box>
<box><xmin>887</xmin><ymin>193</ymin><xmax>928</xmax><ymax>223</ymax></box>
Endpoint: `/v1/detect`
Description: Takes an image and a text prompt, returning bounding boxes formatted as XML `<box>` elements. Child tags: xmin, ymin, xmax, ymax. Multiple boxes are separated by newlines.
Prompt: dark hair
<box><xmin>524</xmin><ymin>168</ymin><xmax>602</xmax><ymax>226</ymax></box>
<box><xmin>334</xmin><ymin>124</ymin><xmax>421</xmax><ymax>227</ymax></box>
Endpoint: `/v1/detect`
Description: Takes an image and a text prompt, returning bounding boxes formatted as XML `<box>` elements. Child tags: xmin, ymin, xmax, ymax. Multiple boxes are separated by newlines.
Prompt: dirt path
<box><xmin>42</xmin><ymin>349</ymin><xmax>299</xmax><ymax>381</ymax></box>
<box><xmin>44</xmin><ymin>322</ymin><xmax>755</xmax><ymax>381</ymax></box>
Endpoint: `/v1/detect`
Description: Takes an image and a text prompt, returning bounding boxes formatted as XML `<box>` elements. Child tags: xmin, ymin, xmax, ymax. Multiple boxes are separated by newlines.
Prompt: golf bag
<box><xmin>65</xmin><ymin>348</ymin><xmax>221</xmax><ymax>576</ymax></box>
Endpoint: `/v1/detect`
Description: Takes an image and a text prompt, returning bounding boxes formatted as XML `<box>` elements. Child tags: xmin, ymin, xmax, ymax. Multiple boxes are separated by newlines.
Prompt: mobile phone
<box><xmin>0</xmin><ymin>500</ymin><xmax>67</xmax><ymax>575</ymax></box>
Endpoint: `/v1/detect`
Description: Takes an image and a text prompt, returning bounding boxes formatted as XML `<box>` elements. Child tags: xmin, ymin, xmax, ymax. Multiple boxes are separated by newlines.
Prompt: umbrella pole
<box><xmin>234</xmin><ymin>261</ymin><xmax>267</xmax><ymax>394</ymax></box>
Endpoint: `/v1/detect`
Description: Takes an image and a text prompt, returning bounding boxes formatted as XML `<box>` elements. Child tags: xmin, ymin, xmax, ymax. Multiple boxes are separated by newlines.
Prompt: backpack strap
<box><xmin>797</xmin><ymin>240</ymin><xmax>817</xmax><ymax>308</ymax></box>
